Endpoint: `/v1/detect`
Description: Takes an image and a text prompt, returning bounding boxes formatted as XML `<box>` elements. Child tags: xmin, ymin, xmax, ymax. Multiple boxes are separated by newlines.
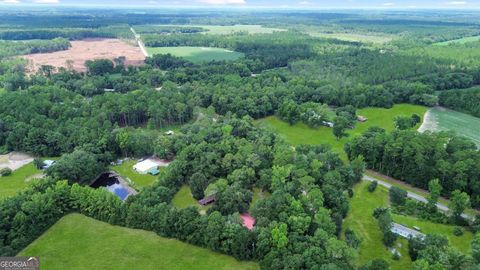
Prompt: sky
<box><xmin>0</xmin><ymin>0</ymin><xmax>479</xmax><ymax>9</ymax></box>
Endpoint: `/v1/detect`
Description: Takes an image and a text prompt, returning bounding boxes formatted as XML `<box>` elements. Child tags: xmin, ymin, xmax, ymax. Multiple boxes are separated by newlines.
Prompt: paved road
<box><xmin>130</xmin><ymin>27</ymin><xmax>149</xmax><ymax>57</ymax></box>
<box><xmin>363</xmin><ymin>174</ymin><xmax>471</xmax><ymax>220</ymax></box>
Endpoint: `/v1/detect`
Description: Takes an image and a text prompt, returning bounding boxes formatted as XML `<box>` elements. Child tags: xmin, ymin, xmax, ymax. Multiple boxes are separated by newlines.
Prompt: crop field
<box><xmin>19</xmin><ymin>214</ymin><xmax>259</xmax><ymax>270</ymax></box>
<box><xmin>345</xmin><ymin>181</ymin><xmax>473</xmax><ymax>269</ymax></box>
<box><xmin>23</xmin><ymin>38</ymin><xmax>145</xmax><ymax>73</ymax></box>
<box><xmin>434</xmin><ymin>35</ymin><xmax>480</xmax><ymax>46</ymax></box>
<box><xmin>111</xmin><ymin>160</ymin><xmax>158</xmax><ymax>187</ymax></box>
<box><xmin>256</xmin><ymin>104</ymin><xmax>427</xmax><ymax>159</ymax></box>
<box><xmin>307</xmin><ymin>32</ymin><xmax>393</xmax><ymax>44</ymax></box>
<box><xmin>418</xmin><ymin>106</ymin><xmax>480</xmax><ymax>147</ymax></box>
<box><xmin>146</xmin><ymin>46</ymin><xmax>244</xmax><ymax>63</ymax></box>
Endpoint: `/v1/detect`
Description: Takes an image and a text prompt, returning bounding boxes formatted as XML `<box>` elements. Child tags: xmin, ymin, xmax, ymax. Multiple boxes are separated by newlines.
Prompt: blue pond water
<box><xmin>91</xmin><ymin>173</ymin><xmax>131</xmax><ymax>200</ymax></box>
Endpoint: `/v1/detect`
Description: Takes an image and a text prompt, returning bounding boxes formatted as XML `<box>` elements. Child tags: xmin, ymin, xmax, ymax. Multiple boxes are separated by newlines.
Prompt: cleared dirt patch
<box><xmin>23</xmin><ymin>38</ymin><xmax>145</xmax><ymax>73</ymax></box>
<box><xmin>0</xmin><ymin>152</ymin><xmax>34</xmax><ymax>171</ymax></box>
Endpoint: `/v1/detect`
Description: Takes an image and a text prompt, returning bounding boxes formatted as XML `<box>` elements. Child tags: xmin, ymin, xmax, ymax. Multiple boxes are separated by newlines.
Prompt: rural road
<box><xmin>130</xmin><ymin>27</ymin><xmax>149</xmax><ymax>57</ymax></box>
<box><xmin>363</xmin><ymin>174</ymin><xmax>471</xmax><ymax>220</ymax></box>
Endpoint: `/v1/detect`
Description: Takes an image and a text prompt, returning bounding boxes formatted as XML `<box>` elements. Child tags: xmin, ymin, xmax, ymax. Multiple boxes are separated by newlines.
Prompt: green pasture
<box><xmin>19</xmin><ymin>213</ymin><xmax>259</xmax><ymax>270</ymax></box>
<box><xmin>146</xmin><ymin>46</ymin><xmax>244</xmax><ymax>63</ymax></box>
<box><xmin>308</xmin><ymin>32</ymin><xmax>393</xmax><ymax>44</ymax></box>
<box><xmin>434</xmin><ymin>35</ymin><xmax>480</xmax><ymax>46</ymax></box>
<box><xmin>256</xmin><ymin>104</ymin><xmax>427</xmax><ymax>159</ymax></box>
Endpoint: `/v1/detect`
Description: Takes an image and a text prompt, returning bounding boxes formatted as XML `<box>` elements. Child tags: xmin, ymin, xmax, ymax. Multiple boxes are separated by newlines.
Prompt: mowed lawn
<box><xmin>343</xmin><ymin>181</ymin><xmax>412</xmax><ymax>269</ymax></box>
<box><xmin>111</xmin><ymin>160</ymin><xmax>158</xmax><ymax>187</ymax></box>
<box><xmin>172</xmin><ymin>185</ymin><xmax>211</xmax><ymax>214</ymax></box>
<box><xmin>345</xmin><ymin>181</ymin><xmax>473</xmax><ymax>269</ymax></box>
<box><xmin>146</xmin><ymin>47</ymin><xmax>244</xmax><ymax>63</ymax></box>
<box><xmin>19</xmin><ymin>213</ymin><xmax>259</xmax><ymax>270</ymax></box>
<box><xmin>0</xmin><ymin>162</ymin><xmax>42</xmax><ymax>200</ymax></box>
<box><xmin>420</xmin><ymin>106</ymin><xmax>480</xmax><ymax>147</ymax></box>
<box><xmin>256</xmin><ymin>104</ymin><xmax>427</xmax><ymax>159</ymax></box>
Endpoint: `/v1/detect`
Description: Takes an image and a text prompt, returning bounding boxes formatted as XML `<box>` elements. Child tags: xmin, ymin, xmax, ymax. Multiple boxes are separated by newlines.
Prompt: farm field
<box><xmin>256</xmin><ymin>104</ymin><xmax>427</xmax><ymax>159</ymax></box>
<box><xmin>434</xmin><ymin>35</ymin><xmax>480</xmax><ymax>46</ymax></box>
<box><xmin>19</xmin><ymin>213</ymin><xmax>259</xmax><ymax>270</ymax></box>
<box><xmin>0</xmin><ymin>162</ymin><xmax>42</xmax><ymax>200</ymax></box>
<box><xmin>345</xmin><ymin>181</ymin><xmax>473</xmax><ymax>269</ymax></box>
<box><xmin>146</xmin><ymin>46</ymin><xmax>244</xmax><ymax>63</ymax></box>
<box><xmin>23</xmin><ymin>38</ymin><xmax>145</xmax><ymax>73</ymax></box>
<box><xmin>307</xmin><ymin>32</ymin><xmax>393</xmax><ymax>44</ymax></box>
<box><xmin>418</xmin><ymin>106</ymin><xmax>480</xmax><ymax>147</ymax></box>
<box><xmin>111</xmin><ymin>160</ymin><xmax>158</xmax><ymax>187</ymax></box>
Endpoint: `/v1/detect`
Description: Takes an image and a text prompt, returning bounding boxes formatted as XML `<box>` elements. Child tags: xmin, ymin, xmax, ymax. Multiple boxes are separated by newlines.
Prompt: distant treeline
<box><xmin>0</xmin><ymin>38</ymin><xmax>70</xmax><ymax>59</ymax></box>
<box><xmin>0</xmin><ymin>26</ymin><xmax>134</xmax><ymax>40</ymax></box>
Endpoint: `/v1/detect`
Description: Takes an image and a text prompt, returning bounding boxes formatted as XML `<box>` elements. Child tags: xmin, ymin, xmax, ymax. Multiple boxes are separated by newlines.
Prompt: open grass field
<box><xmin>23</xmin><ymin>38</ymin><xmax>145</xmax><ymax>73</ymax></box>
<box><xmin>393</xmin><ymin>214</ymin><xmax>473</xmax><ymax>254</ymax></box>
<box><xmin>345</xmin><ymin>181</ymin><xmax>473</xmax><ymax>269</ymax></box>
<box><xmin>172</xmin><ymin>185</ymin><xmax>211</xmax><ymax>214</ymax></box>
<box><xmin>418</xmin><ymin>106</ymin><xmax>480</xmax><ymax>147</ymax></box>
<box><xmin>111</xmin><ymin>160</ymin><xmax>158</xmax><ymax>187</ymax></box>
<box><xmin>19</xmin><ymin>213</ymin><xmax>259</xmax><ymax>270</ymax></box>
<box><xmin>434</xmin><ymin>35</ymin><xmax>480</xmax><ymax>46</ymax></box>
<box><xmin>256</xmin><ymin>104</ymin><xmax>427</xmax><ymax>159</ymax></box>
<box><xmin>250</xmin><ymin>187</ymin><xmax>270</xmax><ymax>209</ymax></box>
<box><xmin>307</xmin><ymin>32</ymin><xmax>393</xmax><ymax>44</ymax></box>
<box><xmin>146</xmin><ymin>46</ymin><xmax>244</xmax><ymax>63</ymax></box>
<box><xmin>0</xmin><ymin>162</ymin><xmax>42</xmax><ymax>200</ymax></box>
<box><xmin>343</xmin><ymin>181</ymin><xmax>412</xmax><ymax>269</ymax></box>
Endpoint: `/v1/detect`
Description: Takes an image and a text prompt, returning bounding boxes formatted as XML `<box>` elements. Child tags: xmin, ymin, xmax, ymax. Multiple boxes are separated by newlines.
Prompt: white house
<box><xmin>133</xmin><ymin>159</ymin><xmax>159</xmax><ymax>174</ymax></box>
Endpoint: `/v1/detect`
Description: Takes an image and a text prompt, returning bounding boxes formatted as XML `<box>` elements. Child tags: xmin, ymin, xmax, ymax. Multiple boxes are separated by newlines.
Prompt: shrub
<box><xmin>453</xmin><ymin>227</ymin><xmax>464</xmax><ymax>236</ymax></box>
<box><xmin>345</xmin><ymin>228</ymin><xmax>362</xmax><ymax>249</ymax></box>
<box><xmin>390</xmin><ymin>186</ymin><xmax>407</xmax><ymax>206</ymax></box>
<box><xmin>0</xmin><ymin>167</ymin><xmax>12</xmax><ymax>176</ymax></box>
<box><xmin>368</xmin><ymin>181</ymin><xmax>378</xmax><ymax>192</ymax></box>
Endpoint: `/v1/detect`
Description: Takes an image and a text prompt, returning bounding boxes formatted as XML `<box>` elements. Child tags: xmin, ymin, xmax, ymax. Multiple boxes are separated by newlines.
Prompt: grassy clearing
<box><xmin>172</xmin><ymin>185</ymin><xmax>211</xmax><ymax>214</ymax></box>
<box><xmin>146</xmin><ymin>46</ymin><xmax>244</xmax><ymax>63</ymax></box>
<box><xmin>308</xmin><ymin>32</ymin><xmax>393</xmax><ymax>44</ymax></box>
<box><xmin>419</xmin><ymin>106</ymin><xmax>480</xmax><ymax>147</ymax></box>
<box><xmin>346</xmin><ymin>181</ymin><xmax>473</xmax><ymax>269</ymax></box>
<box><xmin>19</xmin><ymin>213</ymin><xmax>259</xmax><ymax>270</ymax></box>
<box><xmin>434</xmin><ymin>35</ymin><xmax>480</xmax><ymax>46</ymax></box>
<box><xmin>393</xmin><ymin>214</ymin><xmax>473</xmax><ymax>254</ymax></box>
<box><xmin>0</xmin><ymin>162</ymin><xmax>42</xmax><ymax>200</ymax></box>
<box><xmin>256</xmin><ymin>104</ymin><xmax>427</xmax><ymax>159</ymax></box>
<box><xmin>111</xmin><ymin>160</ymin><xmax>158</xmax><ymax>187</ymax></box>
<box><xmin>344</xmin><ymin>181</ymin><xmax>412</xmax><ymax>269</ymax></box>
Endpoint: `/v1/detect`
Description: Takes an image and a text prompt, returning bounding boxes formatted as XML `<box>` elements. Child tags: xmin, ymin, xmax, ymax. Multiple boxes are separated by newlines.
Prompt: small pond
<box><xmin>91</xmin><ymin>172</ymin><xmax>135</xmax><ymax>201</ymax></box>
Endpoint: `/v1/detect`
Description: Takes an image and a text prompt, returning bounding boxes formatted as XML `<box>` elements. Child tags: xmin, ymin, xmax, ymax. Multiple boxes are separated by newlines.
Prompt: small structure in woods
<box><xmin>240</xmin><ymin>213</ymin><xmax>255</xmax><ymax>230</ymax></box>
<box><xmin>165</xmin><ymin>130</ymin><xmax>175</xmax><ymax>136</ymax></box>
<box><xmin>42</xmin><ymin>160</ymin><xmax>56</xmax><ymax>169</ymax></box>
<box><xmin>198</xmin><ymin>194</ymin><xmax>216</xmax><ymax>206</ymax></box>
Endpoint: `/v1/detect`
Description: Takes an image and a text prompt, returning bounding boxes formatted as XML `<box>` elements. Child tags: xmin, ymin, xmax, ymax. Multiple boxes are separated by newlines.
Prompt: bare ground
<box><xmin>23</xmin><ymin>38</ymin><xmax>145</xmax><ymax>73</ymax></box>
<box><xmin>0</xmin><ymin>152</ymin><xmax>34</xmax><ymax>171</ymax></box>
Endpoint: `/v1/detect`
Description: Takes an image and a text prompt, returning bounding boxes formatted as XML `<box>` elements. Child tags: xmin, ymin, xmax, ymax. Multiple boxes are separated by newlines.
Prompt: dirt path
<box><xmin>417</xmin><ymin>108</ymin><xmax>433</xmax><ymax>133</ymax></box>
<box><xmin>0</xmin><ymin>152</ymin><xmax>34</xmax><ymax>171</ymax></box>
<box><xmin>130</xmin><ymin>27</ymin><xmax>149</xmax><ymax>57</ymax></box>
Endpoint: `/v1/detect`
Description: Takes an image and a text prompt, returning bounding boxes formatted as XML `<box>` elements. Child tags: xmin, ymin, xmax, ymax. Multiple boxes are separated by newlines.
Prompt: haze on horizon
<box><xmin>1</xmin><ymin>0</ymin><xmax>480</xmax><ymax>10</ymax></box>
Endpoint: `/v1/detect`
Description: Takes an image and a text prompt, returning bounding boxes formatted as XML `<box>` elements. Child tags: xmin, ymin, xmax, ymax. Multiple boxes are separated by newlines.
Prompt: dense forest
<box><xmin>2</xmin><ymin>8</ymin><xmax>480</xmax><ymax>270</ymax></box>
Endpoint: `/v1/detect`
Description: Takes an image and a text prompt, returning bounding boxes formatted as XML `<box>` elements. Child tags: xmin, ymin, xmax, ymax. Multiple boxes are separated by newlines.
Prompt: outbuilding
<box><xmin>133</xmin><ymin>159</ymin><xmax>159</xmax><ymax>174</ymax></box>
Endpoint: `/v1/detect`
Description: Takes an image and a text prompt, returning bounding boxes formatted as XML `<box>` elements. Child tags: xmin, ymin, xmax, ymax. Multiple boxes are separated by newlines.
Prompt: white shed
<box><xmin>133</xmin><ymin>159</ymin><xmax>159</xmax><ymax>174</ymax></box>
